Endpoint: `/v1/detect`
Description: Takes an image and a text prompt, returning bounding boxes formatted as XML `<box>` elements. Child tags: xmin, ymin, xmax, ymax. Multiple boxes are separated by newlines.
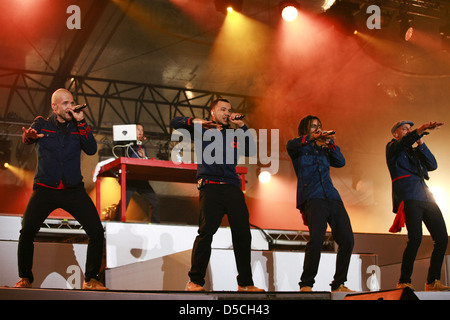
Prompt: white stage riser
<box><xmin>0</xmin><ymin>216</ymin><xmax>448</xmax><ymax>295</ymax></box>
<box><xmin>107</xmin><ymin>249</ymin><xmax>376</xmax><ymax>292</ymax></box>
<box><xmin>0</xmin><ymin>240</ymin><xmax>373</xmax><ymax>291</ymax></box>
<box><xmin>104</xmin><ymin>222</ymin><xmax>269</xmax><ymax>269</ymax></box>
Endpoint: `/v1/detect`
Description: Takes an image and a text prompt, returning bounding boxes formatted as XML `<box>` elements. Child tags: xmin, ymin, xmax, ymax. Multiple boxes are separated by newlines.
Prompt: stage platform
<box><xmin>1</xmin><ymin>214</ymin><xmax>449</xmax><ymax>300</ymax></box>
<box><xmin>0</xmin><ymin>287</ymin><xmax>332</xmax><ymax>300</ymax></box>
<box><xmin>1</xmin><ymin>286</ymin><xmax>449</xmax><ymax>301</ymax></box>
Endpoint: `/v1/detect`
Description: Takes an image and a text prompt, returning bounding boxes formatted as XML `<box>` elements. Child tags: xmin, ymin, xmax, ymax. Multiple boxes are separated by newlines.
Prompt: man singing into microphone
<box><xmin>171</xmin><ymin>98</ymin><xmax>263</xmax><ymax>292</ymax></box>
<box><xmin>286</xmin><ymin>115</ymin><xmax>354</xmax><ymax>292</ymax></box>
<box><xmin>15</xmin><ymin>88</ymin><xmax>107</xmax><ymax>290</ymax></box>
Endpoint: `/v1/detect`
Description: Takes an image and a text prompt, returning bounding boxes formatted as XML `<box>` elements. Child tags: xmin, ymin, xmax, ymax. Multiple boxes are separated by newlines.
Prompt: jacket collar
<box><xmin>48</xmin><ymin>113</ymin><xmax>58</xmax><ymax>127</ymax></box>
<box><xmin>48</xmin><ymin>113</ymin><xmax>74</xmax><ymax>129</ymax></box>
<box><xmin>48</xmin><ymin>113</ymin><xmax>73</xmax><ymax>128</ymax></box>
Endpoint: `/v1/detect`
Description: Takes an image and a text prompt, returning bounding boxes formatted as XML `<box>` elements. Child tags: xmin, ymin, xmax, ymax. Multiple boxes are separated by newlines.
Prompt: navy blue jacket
<box><xmin>386</xmin><ymin>129</ymin><xmax>437</xmax><ymax>212</ymax></box>
<box><xmin>170</xmin><ymin>117</ymin><xmax>256</xmax><ymax>188</ymax></box>
<box><xmin>286</xmin><ymin>135</ymin><xmax>345</xmax><ymax>212</ymax></box>
<box><xmin>23</xmin><ymin>114</ymin><xmax>97</xmax><ymax>189</ymax></box>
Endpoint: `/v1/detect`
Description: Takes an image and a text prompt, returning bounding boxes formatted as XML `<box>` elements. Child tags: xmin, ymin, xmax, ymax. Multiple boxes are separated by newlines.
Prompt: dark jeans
<box><xmin>400</xmin><ymin>200</ymin><xmax>448</xmax><ymax>284</ymax></box>
<box><xmin>189</xmin><ymin>184</ymin><xmax>254</xmax><ymax>287</ymax></box>
<box><xmin>17</xmin><ymin>186</ymin><xmax>105</xmax><ymax>283</ymax></box>
<box><xmin>300</xmin><ymin>199</ymin><xmax>354</xmax><ymax>290</ymax></box>
<box><xmin>116</xmin><ymin>180</ymin><xmax>160</xmax><ymax>223</ymax></box>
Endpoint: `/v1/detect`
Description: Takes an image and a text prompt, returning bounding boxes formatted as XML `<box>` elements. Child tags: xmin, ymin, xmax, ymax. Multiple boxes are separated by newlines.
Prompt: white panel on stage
<box><xmin>105</xmin><ymin>222</ymin><xmax>269</xmax><ymax>269</ymax></box>
<box><xmin>0</xmin><ymin>241</ymin><xmax>88</xmax><ymax>289</ymax></box>
<box><xmin>0</xmin><ymin>215</ymin><xmax>21</xmax><ymax>241</ymax></box>
<box><xmin>0</xmin><ymin>215</ymin><xmax>447</xmax><ymax>298</ymax></box>
<box><xmin>105</xmin><ymin>223</ymin><xmax>199</xmax><ymax>269</ymax></box>
<box><xmin>106</xmin><ymin>248</ymin><xmax>370</xmax><ymax>292</ymax></box>
<box><xmin>208</xmin><ymin>250</ymin><xmax>365</xmax><ymax>292</ymax></box>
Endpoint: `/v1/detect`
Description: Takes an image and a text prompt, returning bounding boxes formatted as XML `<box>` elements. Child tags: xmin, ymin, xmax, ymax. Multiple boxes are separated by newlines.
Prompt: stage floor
<box><xmin>1</xmin><ymin>215</ymin><xmax>449</xmax><ymax>301</ymax></box>
<box><xmin>0</xmin><ymin>287</ymin><xmax>332</xmax><ymax>300</ymax></box>
<box><xmin>1</xmin><ymin>286</ymin><xmax>449</xmax><ymax>301</ymax></box>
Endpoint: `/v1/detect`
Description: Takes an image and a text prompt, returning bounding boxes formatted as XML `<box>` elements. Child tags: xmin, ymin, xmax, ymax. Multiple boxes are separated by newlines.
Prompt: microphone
<box><xmin>233</xmin><ymin>114</ymin><xmax>246</xmax><ymax>120</ymax></box>
<box><xmin>73</xmin><ymin>104</ymin><xmax>87</xmax><ymax>113</ymax></box>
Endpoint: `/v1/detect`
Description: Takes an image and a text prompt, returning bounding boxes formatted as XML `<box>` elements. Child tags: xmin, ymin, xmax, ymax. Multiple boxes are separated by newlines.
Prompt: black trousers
<box><xmin>300</xmin><ymin>199</ymin><xmax>354</xmax><ymax>290</ymax></box>
<box><xmin>17</xmin><ymin>187</ymin><xmax>105</xmax><ymax>283</ymax></box>
<box><xmin>115</xmin><ymin>180</ymin><xmax>160</xmax><ymax>223</ymax></box>
<box><xmin>400</xmin><ymin>200</ymin><xmax>448</xmax><ymax>284</ymax></box>
<box><xmin>188</xmin><ymin>184</ymin><xmax>254</xmax><ymax>287</ymax></box>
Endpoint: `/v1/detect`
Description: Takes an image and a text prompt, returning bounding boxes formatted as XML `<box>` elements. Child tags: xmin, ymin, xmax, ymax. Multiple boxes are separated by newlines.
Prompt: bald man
<box><xmin>15</xmin><ymin>88</ymin><xmax>107</xmax><ymax>290</ymax></box>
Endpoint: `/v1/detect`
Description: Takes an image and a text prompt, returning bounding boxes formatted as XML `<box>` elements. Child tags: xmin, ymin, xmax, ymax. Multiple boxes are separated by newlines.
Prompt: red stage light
<box><xmin>405</xmin><ymin>26</ymin><xmax>414</xmax><ymax>41</ymax></box>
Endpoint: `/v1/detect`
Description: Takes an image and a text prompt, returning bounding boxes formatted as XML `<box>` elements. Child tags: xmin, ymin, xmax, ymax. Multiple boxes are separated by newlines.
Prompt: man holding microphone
<box><xmin>15</xmin><ymin>88</ymin><xmax>107</xmax><ymax>290</ymax></box>
<box><xmin>171</xmin><ymin>98</ymin><xmax>263</xmax><ymax>292</ymax></box>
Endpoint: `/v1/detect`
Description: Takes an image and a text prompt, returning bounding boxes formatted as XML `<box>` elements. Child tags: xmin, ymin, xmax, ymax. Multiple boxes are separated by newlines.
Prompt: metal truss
<box><xmin>35</xmin><ymin>218</ymin><xmax>100</xmax><ymax>243</ymax></box>
<box><xmin>351</xmin><ymin>0</ymin><xmax>450</xmax><ymax>21</ymax></box>
<box><xmin>0</xmin><ymin>67</ymin><xmax>255</xmax><ymax>166</ymax></box>
<box><xmin>252</xmin><ymin>225</ymin><xmax>336</xmax><ymax>252</ymax></box>
<box><xmin>0</xmin><ymin>67</ymin><xmax>254</xmax><ymax>137</ymax></box>
<box><xmin>66</xmin><ymin>74</ymin><xmax>254</xmax><ymax>139</ymax></box>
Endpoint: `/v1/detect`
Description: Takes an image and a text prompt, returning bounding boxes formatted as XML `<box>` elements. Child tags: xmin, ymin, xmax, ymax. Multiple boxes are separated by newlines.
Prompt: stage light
<box><xmin>214</xmin><ymin>0</ymin><xmax>243</xmax><ymax>14</ymax></box>
<box><xmin>0</xmin><ymin>140</ymin><xmax>11</xmax><ymax>170</ymax></box>
<box><xmin>282</xmin><ymin>6</ymin><xmax>298</xmax><ymax>22</ymax></box>
<box><xmin>404</xmin><ymin>26</ymin><xmax>414</xmax><ymax>41</ymax></box>
<box><xmin>258</xmin><ymin>170</ymin><xmax>271</xmax><ymax>184</ymax></box>
<box><xmin>429</xmin><ymin>186</ymin><xmax>448</xmax><ymax>213</ymax></box>
<box><xmin>280</xmin><ymin>1</ymin><xmax>300</xmax><ymax>22</ymax></box>
<box><xmin>322</xmin><ymin>0</ymin><xmax>336</xmax><ymax>11</ymax></box>
<box><xmin>398</xmin><ymin>11</ymin><xmax>413</xmax><ymax>41</ymax></box>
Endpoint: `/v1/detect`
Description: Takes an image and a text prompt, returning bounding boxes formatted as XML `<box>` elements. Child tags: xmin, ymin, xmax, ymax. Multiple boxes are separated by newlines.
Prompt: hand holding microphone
<box><xmin>312</xmin><ymin>130</ymin><xmax>336</xmax><ymax>145</ymax></box>
<box><xmin>229</xmin><ymin>113</ymin><xmax>246</xmax><ymax>128</ymax></box>
<box><xmin>70</xmin><ymin>104</ymin><xmax>87</xmax><ymax>122</ymax></box>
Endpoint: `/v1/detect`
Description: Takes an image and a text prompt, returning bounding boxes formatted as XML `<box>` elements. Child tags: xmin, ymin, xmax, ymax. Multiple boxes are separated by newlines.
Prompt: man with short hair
<box><xmin>15</xmin><ymin>88</ymin><xmax>107</xmax><ymax>290</ymax></box>
<box><xmin>171</xmin><ymin>98</ymin><xmax>263</xmax><ymax>292</ymax></box>
<box><xmin>386</xmin><ymin>120</ymin><xmax>448</xmax><ymax>291</ymax></box>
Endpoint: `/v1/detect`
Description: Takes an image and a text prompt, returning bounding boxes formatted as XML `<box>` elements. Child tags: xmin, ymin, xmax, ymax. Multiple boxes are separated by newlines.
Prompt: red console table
<box><xmin>95</xmin><ymin>157</ymin><xmax>248</xmax><ymax>222</ymax></box>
